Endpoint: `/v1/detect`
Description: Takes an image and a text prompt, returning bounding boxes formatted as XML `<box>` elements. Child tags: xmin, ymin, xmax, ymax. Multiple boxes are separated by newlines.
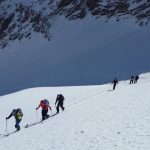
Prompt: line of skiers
<box><xmin>5</xmin><ymin>75</ymin><xmax>140</xmax><ymax>131</ymax></box>
<box><xmin>111</xmin><ymin>75</ymin><xmax>139</xmax><ymax>90</ymax></box>
<box><xmin>6</xmin><ymin>94</ymin><xmax>65</xmax><ymax>131</ymax></box>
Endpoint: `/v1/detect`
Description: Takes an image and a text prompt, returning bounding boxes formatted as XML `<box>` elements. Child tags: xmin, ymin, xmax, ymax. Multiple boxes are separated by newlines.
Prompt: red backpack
<box><xmin>40</xmin><ymin>100</ymin><xmax>48</xmax><ymax>109</ymax></box>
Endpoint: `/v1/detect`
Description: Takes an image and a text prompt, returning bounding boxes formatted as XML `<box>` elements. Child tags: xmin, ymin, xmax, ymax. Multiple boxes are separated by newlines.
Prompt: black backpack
<box><xmin>58</xmin><ymin>94</ymin><xmax>64</xmax><ymax>101</ymax></box>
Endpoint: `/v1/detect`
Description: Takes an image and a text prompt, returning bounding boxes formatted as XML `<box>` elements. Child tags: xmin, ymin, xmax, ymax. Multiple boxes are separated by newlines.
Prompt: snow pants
<box><xmin>15</xmin><ymin>119</ymin><xmax>21</xmax><ymax>130</ymax></box>
<box><xmin>42</xmin><ymin>109</ymin><xmax>49</xmax><ymax>120</ymax></box>
<box><xmin>113</xmin><ymin>83</ymin><xmax>117</xmax><ymax>90</ymax></box>
<box><xmin>56</xmin><ymin>102</ymin><xmax>64</xmax><ymax>113</ymax></box>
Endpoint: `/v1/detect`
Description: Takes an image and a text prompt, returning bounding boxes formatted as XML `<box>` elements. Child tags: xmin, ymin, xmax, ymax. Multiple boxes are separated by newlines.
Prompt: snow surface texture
<box><xmin>0</xmin><ymin>73</ymin><xmax>150</xmax><ymax>150</ymax></box>
<box><xmin>0</xmin><ymin>15</ymin><xmax>150</xmax><ymax>95</ymax></box>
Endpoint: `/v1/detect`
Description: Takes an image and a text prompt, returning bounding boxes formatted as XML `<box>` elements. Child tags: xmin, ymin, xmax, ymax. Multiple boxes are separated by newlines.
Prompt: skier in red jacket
<box><xmin>36</xmin><ymin>99</ymin><xmax>52</xmax><ymax>120</ymax></box>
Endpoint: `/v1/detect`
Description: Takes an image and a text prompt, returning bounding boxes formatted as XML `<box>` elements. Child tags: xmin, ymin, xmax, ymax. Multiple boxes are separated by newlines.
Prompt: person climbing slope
<box><xmin>36</xmin><ymin>99</ymin><xmax>52</xmax><ymax>120</ymax></box>
<box><xmin>55</xmin><ymin>94</ymin><xmax>65</xmax><ymax>114</ymax></box>
<box><xmin>6</xmin><ymin>108</ymin><xmax>23</xmax><ymax>131</ymax></box>
<box><xmin>112</xmin><ymin>78</ymin><xmax>118</xmax><ymax>90</ymax></box>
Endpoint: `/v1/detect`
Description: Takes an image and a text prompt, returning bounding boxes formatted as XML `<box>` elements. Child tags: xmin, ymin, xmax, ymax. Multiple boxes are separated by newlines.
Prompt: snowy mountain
<box><xmin>0</xmin><ymin>0</ymin><xmax>150</xmax><ymax>48</ymax></box>
<box><xmin>0</xmin><ymin>73</ymin><xmax>150</xmax><ymax>150</ymax></box>
<box><xmin>0</xmin><ymin>0</ymin><xmax>150</xmax><ymax>95</ymax></box>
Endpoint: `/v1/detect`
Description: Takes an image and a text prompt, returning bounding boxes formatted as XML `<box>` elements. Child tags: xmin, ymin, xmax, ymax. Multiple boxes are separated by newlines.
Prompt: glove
<box><xmin>6</xmin><ymin>117</ymin><xmax>8</xmax><ymax>120</ymax></box>
<box><xmin>36</xmin><ymin>108</ymin><xmax>38</xmax><ymax>110</ymax></box>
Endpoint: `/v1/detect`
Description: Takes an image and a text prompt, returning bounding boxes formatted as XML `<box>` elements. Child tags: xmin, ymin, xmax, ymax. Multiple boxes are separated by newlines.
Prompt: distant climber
<box><xmin>6</xmin><ymin>108</ymin><xmax>23</xmax><ymax>131</ymax></box>
<box><xmin>112</xmin><ymin>78</ymin><xmax>118</xmax><ymax>90</ymax></box>
<box><xmin>129</xmin><ymin>76</ymin><xmax>134</xmax><ymax>84</ymax></box>
<box><xmin>134</xmin><ymin>75</ymin><xmax>139</xmax><ymax>84</ymax></box>
<box><xmin>55</xmin><ymin>94</ymin><xmax>65</xmax><ymax>113</ymax></box>
<box><xmin>36</xmin><ymin>99</ymin><xmax>52</xmax><ymax>120</ymax></box>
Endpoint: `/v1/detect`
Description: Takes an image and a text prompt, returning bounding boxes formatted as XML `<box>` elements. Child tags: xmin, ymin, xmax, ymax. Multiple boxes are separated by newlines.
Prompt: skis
<box><xmin>25</xmin><ymin>120</ymin><xmax>43</xmax><ymax>128</ymax></box>
<box><xmin>4</xmin><ymin>130</ymin><xmax>19</xmax><ymax>136</ymax></box>
<box><xmin>50</xmin><ymin>113</ymin><xmax>58</xmax><ymax>117</ymax></box>
<box><xmin>108</xmin><ymin>89</ymin><xmax>114</xmax><ymax>92</ymax></box>
<box><xmin>25</xmin><ymin>114</ymin><xmax>51</xmax><ymax>129</ymax></box>
<box><xmin>0</xmin><ymin>130</ymin><xmax>20</xmax><ymax>137</ymax></box>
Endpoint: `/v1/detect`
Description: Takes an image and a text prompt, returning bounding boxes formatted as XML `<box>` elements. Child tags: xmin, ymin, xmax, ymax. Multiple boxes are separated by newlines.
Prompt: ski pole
<box><xmin>5</xmin><ymin>119</ymin><xmax>7</xmax><ymax>132</ymax></box>
<box><xmin>36</xmin><ymin>109</ymin><xmax>38</xmax><ymax>122</ymax></box>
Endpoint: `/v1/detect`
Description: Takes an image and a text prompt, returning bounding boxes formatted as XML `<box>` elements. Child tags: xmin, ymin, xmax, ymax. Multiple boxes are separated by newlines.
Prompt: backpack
<box><xmin>16</xmin><ymin>108</ymin><xmax>23</xmax><ymax>120</ymax></box>
<box><xmin>58</xmin><ymin>94</ymin><xmax>64</xmax><ymax>101</ymax></box>
<box><xmin>44</xmin><ymin>99</ymin><xmax>49</xmax><ymax>105</ymax></box>
<box><xmin>61</xmin><ymin>95</ymin><xmax>64</xmax><ymax>101</ymax></box>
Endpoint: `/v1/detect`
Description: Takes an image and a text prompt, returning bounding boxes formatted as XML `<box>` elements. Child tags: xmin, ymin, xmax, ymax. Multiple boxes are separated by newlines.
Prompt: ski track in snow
<box><xmin>0</xmin><ymin>73</ymin><xmax>150</xmax><ymax>150</ymax></box>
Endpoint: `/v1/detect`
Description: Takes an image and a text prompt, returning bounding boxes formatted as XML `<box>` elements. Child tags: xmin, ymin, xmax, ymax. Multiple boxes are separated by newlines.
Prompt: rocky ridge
<box><xmin>0</xmin><ymin>0</ymin><xmax>150</xmax><ymax>48</ymax></box>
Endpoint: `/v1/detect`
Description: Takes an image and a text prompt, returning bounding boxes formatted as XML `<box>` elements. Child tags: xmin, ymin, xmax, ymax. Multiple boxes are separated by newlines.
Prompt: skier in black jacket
<box><xmin>55</xmin><ymin>94</ymin><xmax>65</xmax><ymax>113</ymax></box>
<box><xmin>129</xmin><ymin>76</ymin><xmax>134</xmax><ymax>84</ymax></box>
<box><xmin>112</xmin><ymin>78</ymin><xmax>118</xmax><ymax>90</ymax></box>
<box><xmin>134</xmin><ymin>75</ymin><xmax>139</xmax><ymax>84</ymax></box>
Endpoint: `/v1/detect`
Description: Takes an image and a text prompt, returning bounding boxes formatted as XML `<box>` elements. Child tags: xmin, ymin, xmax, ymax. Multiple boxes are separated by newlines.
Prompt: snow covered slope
<box><xmin>0</xmin><ymin>73</ymin><xmax>150</xmax><ymax>150</ymax></box>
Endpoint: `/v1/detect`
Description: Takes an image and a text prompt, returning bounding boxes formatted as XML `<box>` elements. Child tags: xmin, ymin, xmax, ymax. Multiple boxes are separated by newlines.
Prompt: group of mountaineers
<box><xmin>5</xmin><ymin>75</ymin><xmax>139</xmax><ymax>132</ymax></box>
<box><xmin>6</xmin><ymin>94</ymin><xmax>65</xmax><ymax>131</ymax></box>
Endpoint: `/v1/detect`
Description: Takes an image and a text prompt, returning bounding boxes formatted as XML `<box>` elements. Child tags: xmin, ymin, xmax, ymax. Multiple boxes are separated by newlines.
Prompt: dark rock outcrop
<box><xmin>0</xmin><ymin>0</ymin><xmax>150</xmax><ymax>48</ymax></box>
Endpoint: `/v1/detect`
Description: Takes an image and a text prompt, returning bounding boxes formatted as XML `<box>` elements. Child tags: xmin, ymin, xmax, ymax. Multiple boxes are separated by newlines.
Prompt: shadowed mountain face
<box><xmin>0</xmin><ymin>0</ymin><xmax>150</xmax><ymax>96</ymax></box>
<box><xmin>0</xmin><ymin>0</ymin><xmax>150</xmax><ymax>48</ymax></box>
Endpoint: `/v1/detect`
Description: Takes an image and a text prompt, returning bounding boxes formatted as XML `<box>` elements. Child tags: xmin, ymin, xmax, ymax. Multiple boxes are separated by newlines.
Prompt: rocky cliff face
<box><xmin>0</xmin><ymin>0</ymin><xmax>150</xmax><ymax>49</ymax></box>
